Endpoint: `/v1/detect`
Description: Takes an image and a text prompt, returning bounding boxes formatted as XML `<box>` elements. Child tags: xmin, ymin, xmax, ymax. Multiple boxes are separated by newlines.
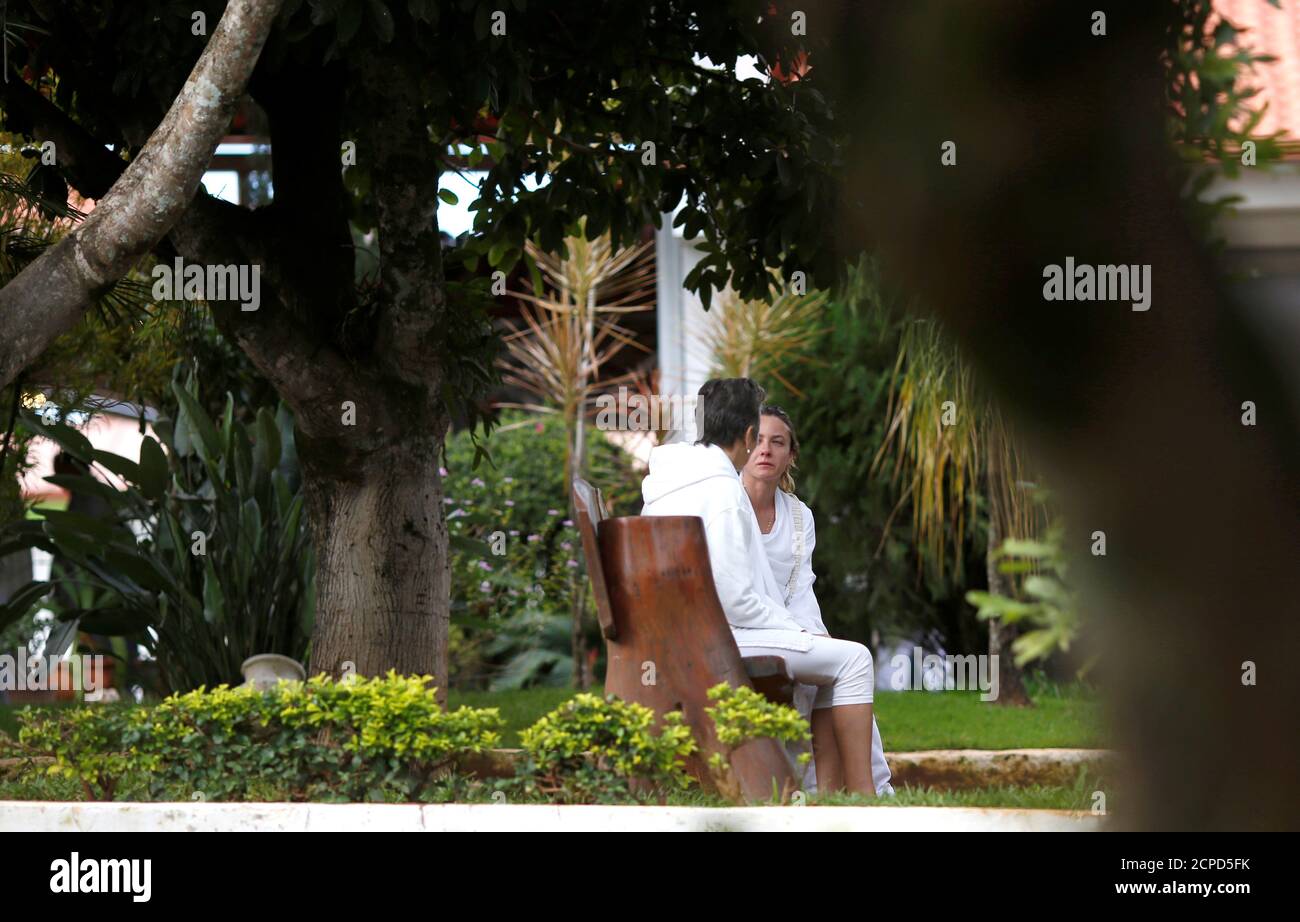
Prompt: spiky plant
<box><xmin>497</xmin><ymin>229</ymin><xmax>655</xmax><ymax>486</ymax></box>
<box><xmin>495</xmin><ymin>227</ymin><xmax>655</xmax><ymax>688</ymax></box>
<box><xmin>871</xmin><ymin>317</ymin><xmax>1045</xmax><ymax>705</ymax></box>
<box><xmin>703</xmin><ymin>281</ymin><xmax>827</xmax><ymax>397</ymax></box>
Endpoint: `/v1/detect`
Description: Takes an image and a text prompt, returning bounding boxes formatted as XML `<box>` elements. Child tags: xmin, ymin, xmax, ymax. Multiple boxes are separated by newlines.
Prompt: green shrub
<box><xmin>704</xmin><ymin>683</ymin><xmax>812</xmax><ymax>751</ymax></box>
<box><xmin>18</xmin><ymin>672</ymin><xmax>504</xmax><ymax>803</ymax></box>
<box><xmin>966</xmin><ymin>520</ymin><xmax>1084</xmax><ymax>671</ymax></box>
<box><xmin>704</xmin><ymin>683</ymin><xmax>811</xmax><ymax>802</ymax></box>
<box><xmin>14</xmin><ymin>684</ymin><xmax>820</xmax><ymax>806</ymax></box>
<box><xmin>443</xmin><ymin>410</ymin><xmax>641</xmax><ymax>532</ymax></box>
<box><xmin>15</xmin><ymin>702</ymin><xmax>140</xmax><ymax>801</ymax></box>
<box><xmin>512</xmin><ymin>692</ymin><xmax>697</xmax><ymax>804</ymax></box>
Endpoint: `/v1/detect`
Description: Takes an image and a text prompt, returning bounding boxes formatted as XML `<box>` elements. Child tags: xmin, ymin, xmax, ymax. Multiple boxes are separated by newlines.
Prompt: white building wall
<box><xmin>654</xmin><ymin>215</ymin><xmax>720</xmax><ymax>444</ymax></box>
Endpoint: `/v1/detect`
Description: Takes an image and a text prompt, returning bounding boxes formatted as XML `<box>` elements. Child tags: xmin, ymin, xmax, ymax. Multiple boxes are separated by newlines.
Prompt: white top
<box><xmin>757</xmin><ymin>489</ymin><xmax>829</xmax><ymax>636</ymax></box>
<box><xmin>753</xmin><ymin>489</ymin><xmax>896</xmax><ymax>796</ymax></box>
<box><xmin>641</xmin><ymin>442</ymin><xmax>813</xmax><ymax>652</ymax></box>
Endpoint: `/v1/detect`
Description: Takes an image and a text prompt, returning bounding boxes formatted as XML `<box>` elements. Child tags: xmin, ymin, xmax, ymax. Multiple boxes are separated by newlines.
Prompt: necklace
<box><xmin>744</xmin><ymin>473</ymin><xmax>778</xmax><ymax>532</ymax></box>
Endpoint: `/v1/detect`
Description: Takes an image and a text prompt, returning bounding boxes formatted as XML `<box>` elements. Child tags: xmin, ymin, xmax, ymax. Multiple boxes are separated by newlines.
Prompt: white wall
<box><xmin>654</xmin><ymin>214</ymin><xmax>720</xmax><ymax>443</ymax></box>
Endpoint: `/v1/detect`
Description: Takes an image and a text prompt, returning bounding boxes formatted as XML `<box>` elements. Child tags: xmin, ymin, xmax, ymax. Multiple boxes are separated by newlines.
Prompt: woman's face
<box><xmin>745</xmin><ymin>414</ymin><xmax>793</xmax><ymax>486</ymax></box>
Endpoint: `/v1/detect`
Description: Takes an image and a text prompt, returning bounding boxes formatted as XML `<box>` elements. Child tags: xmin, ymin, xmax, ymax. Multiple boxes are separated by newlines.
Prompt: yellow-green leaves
<box><xmin>705</xmin><ymin>683</ymin><xmax>810</xmax><ymax>750</ymax></box>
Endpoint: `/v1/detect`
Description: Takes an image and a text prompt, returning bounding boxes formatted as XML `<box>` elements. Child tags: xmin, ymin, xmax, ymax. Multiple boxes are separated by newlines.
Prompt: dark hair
<box><xmin>760</xmin><ymin>405</ymin><xmax>800</xmax><ymax>494</ymax></box>
<box><xmin>694</xmin><ymin>378</ymin><xmax>765</xmax><ymax>449</ymax></box>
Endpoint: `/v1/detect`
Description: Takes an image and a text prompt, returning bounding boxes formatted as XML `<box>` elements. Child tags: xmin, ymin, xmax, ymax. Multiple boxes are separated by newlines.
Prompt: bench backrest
<box><xmin>570</xmin><ymin>477</ymin><xmax>797</xmax><ymax>802</ymax></box>
<box><xmin>572</xmin><ymin>478</ymin><xmax>616</xmax><ymax>640</ymax></box>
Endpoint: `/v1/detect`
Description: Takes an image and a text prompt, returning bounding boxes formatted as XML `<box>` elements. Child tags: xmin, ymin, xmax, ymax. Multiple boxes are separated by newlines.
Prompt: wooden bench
<box><xmin>572</xmin><ymin>478</ymin><xmax>798</xmax><ymax>802</ymax></box>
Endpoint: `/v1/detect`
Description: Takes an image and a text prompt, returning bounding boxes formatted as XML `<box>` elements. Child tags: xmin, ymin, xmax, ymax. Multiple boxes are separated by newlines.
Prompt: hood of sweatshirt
<box><xmin>641</xmin><ymin>441</ymin><xmax>741</xmax><ymax>506</ymax></box>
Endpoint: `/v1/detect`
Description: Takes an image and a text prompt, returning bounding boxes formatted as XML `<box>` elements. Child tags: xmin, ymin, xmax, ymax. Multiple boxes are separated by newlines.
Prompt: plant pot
<box><xmin>240</xmin><ymin>654</ymin><xmax>306</xmax><ymax>691</ymax></box>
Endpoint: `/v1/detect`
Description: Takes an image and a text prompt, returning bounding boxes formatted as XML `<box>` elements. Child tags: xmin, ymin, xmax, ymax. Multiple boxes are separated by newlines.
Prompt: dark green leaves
<box><xmin>367</xmin><ymin>0</ymin><xmax>395</xmax><ymax>43</ymax></box>
<box><xmin>172</xmin><ymin>380</ymin><xmax>222</xmax><ymax>460</ymax></box>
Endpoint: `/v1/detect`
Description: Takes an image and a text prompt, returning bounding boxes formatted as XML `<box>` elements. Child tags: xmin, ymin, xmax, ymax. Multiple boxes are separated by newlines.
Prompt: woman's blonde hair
<box><xmin>760</xmin><ymin>404</ymin><xmax>800</xmax><ymax>494</ymax></box>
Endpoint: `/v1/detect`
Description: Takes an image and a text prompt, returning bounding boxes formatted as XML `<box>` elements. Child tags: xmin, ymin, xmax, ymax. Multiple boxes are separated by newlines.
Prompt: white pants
<box><xmin>739</xmin><ymin>635</ymin><xmax>874</xmax><ymax>707</ymax></box>
<box><xmin>740</xmin><ymin>635</ymin><xmax>894</xmax><ymax>795</ymax></box>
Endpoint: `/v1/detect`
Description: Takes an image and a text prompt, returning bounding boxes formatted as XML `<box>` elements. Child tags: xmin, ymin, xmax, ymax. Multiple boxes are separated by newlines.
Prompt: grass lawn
<box><xmin>871</xmin><ymin>687</ymin><xmax>1105</xmax><ymax>751</ymax></box>
<box><xmin>448</xmin><ymin>680</ymin><xmax>1105</xmax><ymax>750</ymax></box>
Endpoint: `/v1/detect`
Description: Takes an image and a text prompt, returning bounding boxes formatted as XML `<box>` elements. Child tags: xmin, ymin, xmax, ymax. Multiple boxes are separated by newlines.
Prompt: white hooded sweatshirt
<box><xmin>641</xmin><ymin>441</ymin><xmax>814</xmax><ymax>653</ymax></box>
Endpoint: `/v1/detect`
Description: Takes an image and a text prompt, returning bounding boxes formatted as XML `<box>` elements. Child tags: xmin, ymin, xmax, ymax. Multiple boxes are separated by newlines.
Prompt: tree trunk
<box><xmin>300</xmin><ymin>427</ymin><xmax>451</xmax><ymax>706</ymax></box>
<box><xmin>985</xmin><ymin>536</ymin><xmax>1032</xmax><ymax>708</ymax></box>
<box><xmin>570</xmin><ymin>569</ymin><xmax>589</xmax><ymax>689</ymax></box>
<box><xmin>566</xmin><ymin>403</ymin><xmax>591</xmax><ymax>689</ymax></box>
<box><xmin>288</xmin><ymin>45</ymin><xmax>455</xmax><ymax>696</ymax></box>
<box><xmin>985</xmin><ymin>432</ymin><xmax>1032</xmax><ymax>707</ymax></box>
<box><xmin>819</xmin><ymin>0</ymin><xmax>1300</xmax><ymax>828</ymax></box>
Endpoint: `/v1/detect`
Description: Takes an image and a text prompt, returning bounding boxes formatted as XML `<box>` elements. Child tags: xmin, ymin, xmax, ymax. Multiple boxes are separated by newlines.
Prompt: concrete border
<box><xmin>888</xmin><ymin>748</ymin><xmax>1113</xmax><ymax>789</ymax></box>
<box><xmin>0</xmin><ymin>801</ymin><xmax>1107</xmax><ymax>832</ymax></box>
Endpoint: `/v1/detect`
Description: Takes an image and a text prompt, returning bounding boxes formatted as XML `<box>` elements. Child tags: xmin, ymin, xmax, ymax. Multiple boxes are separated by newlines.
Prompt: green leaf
<box><xmin>103</xmin><ymin>546</ymin><xmax>174</xmax><ymax>594</ymax></box>
<box><xmin>91</xmin><ymin>449</ymin><xmax>142</xmax><ymax>486</ymax></box>
<box><xmin>41</xmin><ymin>474</ymin><xmax>126</xmax><ymax>508</ymax></box>
<box><xmin>995</xmin><ymin>538</ymin><xmax>1054</xmax><ymax>559</ymax></box>
<box><xmin>172</xmin><ymin>382</ymin><xmax>223</xmax><ymax>459</ymax></box>
<box><xmin>76</xmin><ymin>606</ymin><xmax>153</xmax><ymax>636</ymax></box>
<box><xmin>44</xmin><ymin>617</ymin><xmax>80</xmax><ymax>659</ymax></box>
<box><xmin>1011</xmin><ymin>629</ymin><xmax>1062</xmax><ymax>666</ymax></box>
<box><xmin>438</xmin><ymin>188</ymin><xmax>459</xmax><ymax>206</ymax></box>
<box><xmin>39</xmin><ymin>509</ymin><xmax>125</xmax><ymax>546</ymax></box>
<box><xmin>254</xmin><ymin>407</ymin><xmax>282</xmax><ymax>474</ymax></box>
<box><xmin>965</xmin><ymin>590</ymin><xmax>1038</xmax><ymax>622</ymax></box>
<box><xmin>19</xmin><ymin>411</ymin><xmax>92</xmax><ymax>458</ymax></box>
<box><xmin>1024</xmin><ymin>575</ymin><xmax>1072</xmax><ymax>607</ymax></box>
<box><xmin>138</xmin><ymin>436</ymin><xmax>169</xmax><ymax>500</ymax></box>
<box><xmin>368</xmin><ymin>0</ymin><xmax>395</xmax><ymax>42</ymax></box>
<box><xmin>202</xmin><ymin>559</ymin><xmax>226</xmax><ymax>626</ymax></box>
<box><xmin>336</xmin><ymin>0</ymin><xmax>363</xmax><ymax>43</ymax></box>
<box><xmin>0</xmin><ymin>580</ymin><xmax>51</xmax><ymax>631</ymax></box>
<box><xmin>242</xmin><ymin>497</ymin><xmax>264</xmax><ymax>556</ymax></box>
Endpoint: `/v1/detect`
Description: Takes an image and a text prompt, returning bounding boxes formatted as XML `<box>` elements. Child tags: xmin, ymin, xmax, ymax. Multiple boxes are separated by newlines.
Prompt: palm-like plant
<box><xmin>872</xmin><ymin>318</ymin><xmax>983</xmax><ymax>584</ymax></box>
<box><xmin>495</xmin><ymin>227</ymin><xmax>656</xmax><ymax>689</ymax></box>
<box><xmin>497</xmin><ymin>229</ymin><xmax>655</xmax><ymax>486</ymax></box>
<box><xmin>703</xmin><ymin>281</ymin><xmax>828</xmax><ymax>397</ymax></box>
<box><xmin>871</xmin><ymin>317</ymin><xmax>1046</xmax><ymax>705</ymax></box>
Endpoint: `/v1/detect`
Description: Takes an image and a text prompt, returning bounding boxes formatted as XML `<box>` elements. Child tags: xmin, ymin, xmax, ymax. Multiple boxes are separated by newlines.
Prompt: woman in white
<box><xmin>642</xmin><ymin>378</ymin><xmax>881</xmax><ymax>796</ymax></box>
<box><xmin>742</xmin><ymin>405</ymin><xmax>894</xmax><ymax>796</ymax></box>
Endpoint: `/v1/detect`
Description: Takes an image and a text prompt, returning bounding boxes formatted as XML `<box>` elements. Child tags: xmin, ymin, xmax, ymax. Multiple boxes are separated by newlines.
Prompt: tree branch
<box><xmin>164</xmin><ymin>189</ymin><xmax>381</xmax><ymax>442</ymax></box>
<box><xmin>0</xmin><ymin>0</ymin><xmax>286</xmax><ymax>391</ymax></box>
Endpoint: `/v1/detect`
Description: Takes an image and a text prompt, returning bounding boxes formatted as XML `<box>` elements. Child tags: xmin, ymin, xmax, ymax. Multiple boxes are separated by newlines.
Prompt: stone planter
<box><xmin>240</xmin><ymin>654</ymin><xmax>306</xmax><ymax>691</ymax></box>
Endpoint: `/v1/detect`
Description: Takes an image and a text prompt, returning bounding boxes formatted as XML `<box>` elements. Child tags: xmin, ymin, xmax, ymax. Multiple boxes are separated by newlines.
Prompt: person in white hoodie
<box><xmin>742</xmin><ymin>404</ymin><xmax>895</xmax><ymax>796</ymax></box>
<box><xmin>641</xmin><ymin>377</ymin><xmax>881</xmax><ymax>796</ymax></box>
